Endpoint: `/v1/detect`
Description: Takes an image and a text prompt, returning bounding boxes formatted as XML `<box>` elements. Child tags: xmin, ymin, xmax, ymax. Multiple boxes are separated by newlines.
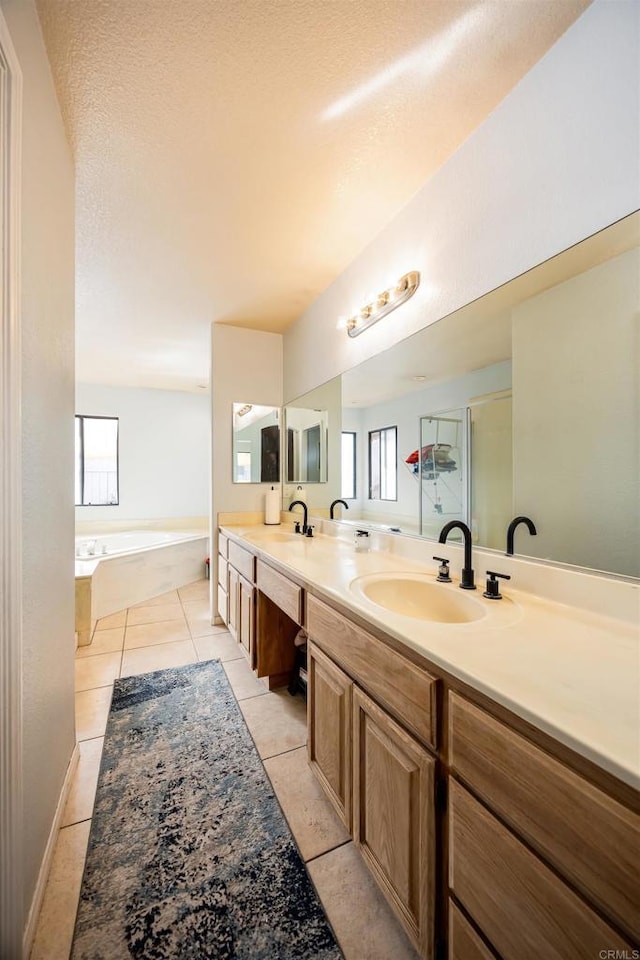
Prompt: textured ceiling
<box><xmin>36</xmin><ymin>0</ymin><xmax>590</xmax><ymax>391</ymax></box>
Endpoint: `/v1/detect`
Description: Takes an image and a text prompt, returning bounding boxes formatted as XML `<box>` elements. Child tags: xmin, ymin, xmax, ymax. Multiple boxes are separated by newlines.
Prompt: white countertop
<box><xmin>221</xmin><ymin>524</ymin><xmax>640</xmax><ymax>790</ymax></box>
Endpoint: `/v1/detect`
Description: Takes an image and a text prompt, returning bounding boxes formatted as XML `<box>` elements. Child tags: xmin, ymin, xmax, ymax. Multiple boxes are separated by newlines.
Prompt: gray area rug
<box><xmin>72</xmin><ymin>660</ymin><xmax>343</xmax><ymax>959</ymax></box>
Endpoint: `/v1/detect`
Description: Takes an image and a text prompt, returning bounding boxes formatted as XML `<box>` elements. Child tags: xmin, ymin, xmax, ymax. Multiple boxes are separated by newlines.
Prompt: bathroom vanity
<box><xmin>216</xmin><ymin>523</ymin><xmax>639</xmax><ymax>960</ymax></box>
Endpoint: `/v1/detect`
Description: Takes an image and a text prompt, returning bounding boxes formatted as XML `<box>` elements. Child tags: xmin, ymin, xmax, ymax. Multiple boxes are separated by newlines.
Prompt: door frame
<box><xmin>0</xmin><ymin>9</ymin><xmax>23</xmax><ymax>957</ymax></box>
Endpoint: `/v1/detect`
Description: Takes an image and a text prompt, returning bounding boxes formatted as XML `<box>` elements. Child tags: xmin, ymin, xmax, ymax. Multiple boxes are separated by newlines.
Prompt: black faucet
<box><xmin>438</xmin><ymin>520</ymin><xmax>476</xmax><ymax>590</ymax></box>
<box><xmin>289</xmin><ymin>500</ymin><xmax>308</xmax><ymax>534</ymax></box>
<box><xmin>330</xmin><ymin>499</ymin><xmax>349</xmax><ymax>520</ymax></box>
<box><xmin>506</xmin><ymin>516</ymin><xmax>537</xmax><ymax>556</ymax></box>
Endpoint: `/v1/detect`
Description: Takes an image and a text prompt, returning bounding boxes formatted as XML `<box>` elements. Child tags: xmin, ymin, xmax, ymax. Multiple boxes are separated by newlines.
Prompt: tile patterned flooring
<box><xmin>30</xmin><ymin>579</ymin><xmax>419</xmax><ymax>960</ymax></box>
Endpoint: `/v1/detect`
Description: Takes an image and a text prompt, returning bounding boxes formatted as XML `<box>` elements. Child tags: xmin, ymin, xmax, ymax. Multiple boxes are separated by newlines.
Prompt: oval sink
<box><xmin>249</xmin><ymin>528</ymin><xmax>302</xmax><ymax>543</ymax></box>
<box><xmin>349</xmin><ymin>573</ymin><xmax>486</xmax><ymax>623</ymax></box>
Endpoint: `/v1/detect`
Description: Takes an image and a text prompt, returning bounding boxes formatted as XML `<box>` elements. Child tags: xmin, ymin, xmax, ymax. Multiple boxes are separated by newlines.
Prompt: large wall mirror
<box><xmin>296</xmin><ymin>213</ymin><xmax>639</xmax><ymax>578</ymax></box>
<box><xmin>232</xmin><ymin>403</ymin><xmax>281</xmax><ymax>483</ymax></box>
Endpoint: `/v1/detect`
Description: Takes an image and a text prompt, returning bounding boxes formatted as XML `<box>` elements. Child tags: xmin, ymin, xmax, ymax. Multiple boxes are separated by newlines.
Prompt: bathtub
<box><xmin>75</xmin><ymin>529</ymin><xmax>210</xmax><ymax>645</ymax></box>
<box><xmin>75</xmin><ymin>529</ymin><xmax>203</xmax><ymax>559</ymax></box>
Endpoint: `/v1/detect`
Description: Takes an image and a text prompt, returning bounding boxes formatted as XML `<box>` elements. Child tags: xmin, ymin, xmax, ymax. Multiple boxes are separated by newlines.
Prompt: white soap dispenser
<box><xmin>354</xmin><ymin>529</ymin><xmax>370</xmax><ymax>553</ymax></box>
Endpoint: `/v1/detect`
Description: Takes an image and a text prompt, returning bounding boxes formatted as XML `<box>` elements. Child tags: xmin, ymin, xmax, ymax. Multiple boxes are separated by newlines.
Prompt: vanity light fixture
<box><xmin>236</xmin><ymin>404</ymin><xmax>253</xmax><ymax>417</ymax></box>
<box><xmin>345</xmin><ymin>271</ymin><xmax>420</xmax><ymax>338</ymax></box>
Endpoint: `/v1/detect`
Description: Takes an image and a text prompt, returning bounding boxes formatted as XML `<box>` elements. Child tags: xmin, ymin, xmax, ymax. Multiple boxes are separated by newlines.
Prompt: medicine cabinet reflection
<box><xmin>232</xmin><ymin>403</ymin><xmax>281</xmax><ymax>484</ymax></box>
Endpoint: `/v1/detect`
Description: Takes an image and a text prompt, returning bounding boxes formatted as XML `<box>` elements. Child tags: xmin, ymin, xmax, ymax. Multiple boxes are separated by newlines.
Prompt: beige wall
<box><xmin>1</xmin><ymin>0</ymin><xmax>76</xmax><ymax>930</ymax></box>
<box><xmin>210</xmin><ymin>324</ymin><xmax>283</xmax><ymax>613</ymax></box>
<box><xmin>283</xmin><ymin>0</ymin><xmax>640</xmax><ymax>402</ymax></box>
<box><xmin>470</xmin><ymin>396</ymin><xmax>513</xmax><ymax>551</ymax></box>
<box><xmin>75</xmin><ymin>382</ymin><xmax>210</xmax><ymax>521</ymax></box>
<box><xmin>512</xmin><ymin>248</ymin><xmax>639</xmax><ymax>577</ymax></box>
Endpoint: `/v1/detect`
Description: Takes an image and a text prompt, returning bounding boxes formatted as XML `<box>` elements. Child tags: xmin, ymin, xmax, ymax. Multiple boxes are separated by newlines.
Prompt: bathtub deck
<box><xmin>75</xmin><ymin>534</ymin><xmax>209</xmax><ymax>643</ymax></box>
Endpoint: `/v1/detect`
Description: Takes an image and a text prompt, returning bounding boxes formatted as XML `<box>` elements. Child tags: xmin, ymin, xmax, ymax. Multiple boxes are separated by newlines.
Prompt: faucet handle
<box><xmin>305</xmin><ymin>525</ymin><xmax>314</xmax><ymax>538</ymax></box>
<box><xmin>483</xmin><ymin>570</ymin><xmax>511</xmax><ymax>600</ymax></box>
<box><xmin>433</xmin><ymin>556</ymin><xmax>451</xmax><ymax>583</ymax></box>
<box><xmin>294</xmin><ymin>521</ymin><xmax>302</xmax><ymax>534</ymax></box>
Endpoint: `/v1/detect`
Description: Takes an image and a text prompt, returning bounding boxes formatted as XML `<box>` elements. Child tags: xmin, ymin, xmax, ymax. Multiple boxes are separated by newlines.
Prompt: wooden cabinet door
<box><xmin>227</xmin><ymin>565</ymin><xmax>239</xmax><ymax>641</ymax></box>
<box><xmin>238</xmin><ymin>574</ymin><xmax>255</xmax><ymax>667</ymax></box>
<box><xmin>308</xmin><ymin>642</ymin><xmax>353</xmax><ymax>829</ymax></box>
<box><xmin>353</xmin><ymin>686</ymin><xmax>435</xmax><ymax>960</ymax></box>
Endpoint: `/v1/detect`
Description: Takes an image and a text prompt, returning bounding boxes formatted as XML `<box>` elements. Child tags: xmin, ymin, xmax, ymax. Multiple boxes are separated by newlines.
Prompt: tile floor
<box><xmin>30</xmin><ymin>579</ymin><xmax>419</xmax><ymax>960</ymax></box>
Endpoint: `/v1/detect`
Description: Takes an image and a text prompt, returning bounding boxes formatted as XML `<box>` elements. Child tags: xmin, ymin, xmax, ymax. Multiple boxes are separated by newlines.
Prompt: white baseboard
<box><xmin>22</xmin><ymin>743</ymin><xmax>80</xmax><ymax>958</ymax></box>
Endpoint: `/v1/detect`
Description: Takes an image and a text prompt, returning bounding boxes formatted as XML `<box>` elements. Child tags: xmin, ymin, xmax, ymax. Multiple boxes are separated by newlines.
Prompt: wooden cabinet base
<box><xmin>264</xmin><ymin>671</ymin><xmax>291</xmax><ymax>690</ymax></box>
<box><xmin>449</xmin><ymin>692</ymin><xmax>640</xmax><ymax>941</ymax></box>
<box><xmin>449</xmin><ymin>780</ymin><xmax>632</xmax><ymax>960</ymax></box>
<box><xmin>255</xmin><ymin>591</ymin><xmax>298</xmax><ymax>680</ymax></box>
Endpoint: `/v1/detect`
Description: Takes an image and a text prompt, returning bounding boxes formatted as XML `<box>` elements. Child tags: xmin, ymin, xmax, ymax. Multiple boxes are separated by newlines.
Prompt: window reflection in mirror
<box><xmin>232</xmin><ymin>403</ymin><xmax>280</xmax><ymax>484</ymax></box>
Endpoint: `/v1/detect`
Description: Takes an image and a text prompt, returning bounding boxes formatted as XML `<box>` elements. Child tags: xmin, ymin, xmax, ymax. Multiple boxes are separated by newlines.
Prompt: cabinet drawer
<box><xmin>217</xmin><ymin>586</ymin><xmax>228</xmax><ymax>624</ymax></box>
<box><xmin>218</xmin><ymin>531</ymin><xmax>229</xmax><ymax>558</ymax></box>
<box><xmin>448</xmin><ymin>902</ymin><xmax>496</xmax><ymax>960</ymax></box>
<box><xmin>449</xmin><ymin>693</ymin><xmax>640</xmax><ymax>940</ymax></box>
<box><xmin>256</xmin><ymin>559</ymin><xmax>302</xmax><ymax>624</ymax></box>
<box><xmin>217</xmin><ymin>556</ymin><xmax>228</xmax><ymax>589</ymax></box>
<box><xmin>307</xmin><ymin>594</ymin><xmax>437</xmax><ymax>748</ymax></box>
<box><xmin>228</xmin><ymin>540</ymin><xmax>255</xmax><ymax>582</ymax></box>
<box><xmin>449</xmin><ymin>780</ymin><xmax>631</xmax><ymax>960</ymax></box>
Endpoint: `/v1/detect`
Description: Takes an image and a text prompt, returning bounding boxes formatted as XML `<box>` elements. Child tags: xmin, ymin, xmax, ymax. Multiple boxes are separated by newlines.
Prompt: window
<box><xmin>75</xmin><ymin>415</ymin><xmax>119</xmax><ymax>506</ymax></box>
<box><xmin>369</xmin><ymin>426</ymin><xmax>397</xmax><ymax>500</ymax></box>
<box><xmin>341</xmin><ymin>432</ymin><xmax>356</xmax><ymax>499</ymax></box>
<box><xmin>235</xmin><ymin>450</ymin><xmax>252</xmax><ymax>483</ymax></box>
